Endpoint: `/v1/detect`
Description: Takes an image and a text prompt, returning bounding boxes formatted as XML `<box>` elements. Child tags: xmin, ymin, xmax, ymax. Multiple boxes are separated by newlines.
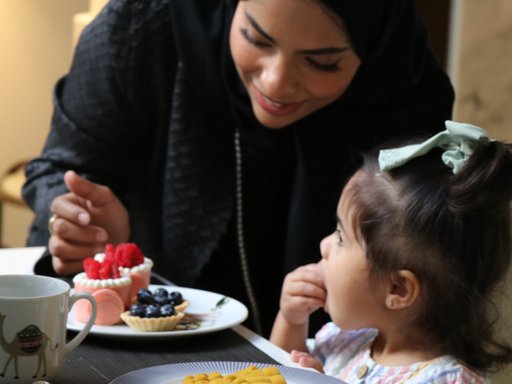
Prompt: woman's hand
<box><xmin>279</xmin><ymin>262</ymin><xmax>326</xmax><ymax>325</ymax></box>
<box><xmin>48</xmin><ymin>170</ymin><xmax>130</xmax><ymax>275</ymax></box>
<box><xmin>290</xmin><ymin>350</ymin><xmax>324</xmax><ymax>373</ymax></box>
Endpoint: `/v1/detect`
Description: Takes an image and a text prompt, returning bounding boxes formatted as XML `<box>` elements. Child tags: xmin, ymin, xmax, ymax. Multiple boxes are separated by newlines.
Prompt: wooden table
<box><xmin>59</xmin><ymin>326</ymin><xmax>280</xmax><ymax>383</ymax></box>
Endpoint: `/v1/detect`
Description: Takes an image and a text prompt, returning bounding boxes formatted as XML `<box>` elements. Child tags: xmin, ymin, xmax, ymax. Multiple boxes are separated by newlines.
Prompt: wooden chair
<box><xmin>0</xmin><ymin>161</ymin><xmax>28</xmax><ymax>246</ymax></box>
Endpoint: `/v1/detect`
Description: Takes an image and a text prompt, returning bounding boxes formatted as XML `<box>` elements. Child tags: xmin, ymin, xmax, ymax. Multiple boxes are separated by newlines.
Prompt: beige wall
<box><xmin>0</xmin><ymin>0</ymin><xmax>88</xmax><ymax>246</ymax></box>
<box><xmin>451</xmin><ymin>0</ymin><xmax>512</xmax><ymax>141</ymax></box>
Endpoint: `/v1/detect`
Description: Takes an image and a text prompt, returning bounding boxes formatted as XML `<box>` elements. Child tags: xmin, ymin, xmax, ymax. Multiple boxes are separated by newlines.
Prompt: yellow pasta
<box><xmin>181</xmin><ymin>366</ymin><xmax>286</xmax><ymax>384</ymax></box>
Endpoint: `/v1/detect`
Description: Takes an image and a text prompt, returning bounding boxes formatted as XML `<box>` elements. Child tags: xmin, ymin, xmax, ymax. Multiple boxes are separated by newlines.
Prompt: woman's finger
<box><xmin>49</xmin><ymin>229</ymin><xmax>106</xmax><ymax>263</ymax></box>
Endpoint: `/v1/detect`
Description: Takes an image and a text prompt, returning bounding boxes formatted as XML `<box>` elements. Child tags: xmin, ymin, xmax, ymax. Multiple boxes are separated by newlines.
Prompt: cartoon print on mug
<box><xmin>0</xmin><ymin>313</ymin><xmax>59</xmax><ymax>379</ymax></box>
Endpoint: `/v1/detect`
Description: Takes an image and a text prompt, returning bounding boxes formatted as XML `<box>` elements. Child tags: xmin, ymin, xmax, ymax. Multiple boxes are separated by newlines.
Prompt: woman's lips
<box><xmin>253</xmin><ymin>87</ymin><xmax>304</xmax><ymax>116</ymax></box>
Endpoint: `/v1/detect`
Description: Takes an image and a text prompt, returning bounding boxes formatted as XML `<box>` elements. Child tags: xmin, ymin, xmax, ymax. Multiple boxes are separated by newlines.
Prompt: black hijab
<box><xmin>168</xmin><ymin>0</ymin><xmax>454</xmax><ymax>272</ymax></box>
<box><xmin>170</xmin><ymin>0</ymin><xmax>453</xmax><ymax>128</ymax></box>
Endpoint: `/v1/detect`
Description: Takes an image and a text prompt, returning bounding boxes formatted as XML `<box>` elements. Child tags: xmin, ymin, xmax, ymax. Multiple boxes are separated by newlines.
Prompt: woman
<box><xmin>22</xmin><ymin>0</ymin><xmax>454</xmax><ymax>336</ymax></box>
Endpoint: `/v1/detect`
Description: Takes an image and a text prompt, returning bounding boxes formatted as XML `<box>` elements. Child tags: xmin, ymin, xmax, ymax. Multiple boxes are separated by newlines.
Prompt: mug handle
<box><xmin>64</xmin><ymin>292</ymin><xmax>97</xmax><ymax>355</ymax></box>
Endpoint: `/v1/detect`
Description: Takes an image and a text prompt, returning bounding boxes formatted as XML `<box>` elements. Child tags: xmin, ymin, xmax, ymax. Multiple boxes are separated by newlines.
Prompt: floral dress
<box><xmin>313</xmin><ymin>323</ymin><xmax>489</xmax><ymax>383</ymax></box>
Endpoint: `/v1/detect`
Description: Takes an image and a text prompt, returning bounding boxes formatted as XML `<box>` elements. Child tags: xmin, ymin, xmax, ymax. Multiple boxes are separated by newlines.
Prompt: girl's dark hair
<box><xmin>348</xmin><ymin>137</ymin><xmax>512</xmax><ymax>373</ymax></box>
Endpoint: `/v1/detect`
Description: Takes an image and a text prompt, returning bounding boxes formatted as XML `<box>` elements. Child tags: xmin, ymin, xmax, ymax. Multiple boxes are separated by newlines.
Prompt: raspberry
<box><xmin>104</xmin><ymin>243</ymin><xmax>116</xmax><ymax>263</ymax></box>
<box><xmin>82</xmin><ymin>243</ymin><xmax>144</xmax><ymax>279</ymax></box>
<box><xmin>99</xmin><ymin>259</ymin><xmax>120</xmax><ymax>279</ymax></box>
<box><xmin>83</xmin><ymin>246</ymin><xmax>120</xmax><ymax>279</ymax></box>
<box><xmin>83</xmin><ymin>258</ymin><xmax>100</xmax><ymax>279</ymax></box>
<box><xmin>115</xmin><ymin>243</ymin><xmax>144</xmax><ymax>268</ymax></box>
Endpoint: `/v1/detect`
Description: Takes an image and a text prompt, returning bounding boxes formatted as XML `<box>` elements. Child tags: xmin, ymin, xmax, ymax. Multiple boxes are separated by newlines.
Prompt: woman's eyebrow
<box><xmin>296</xmin><ymin>47</ymin><xmax>349</xmax><ymax>55</ymax></box>
<box><xmin>244</xmin><ymin>10</ymin><xmax>349</xmax><ymax>56</ymax></box>
<box><xmin>245</xmin><ymin>11</ymin><xmax>275</xmax><ymax>43</ymax></box>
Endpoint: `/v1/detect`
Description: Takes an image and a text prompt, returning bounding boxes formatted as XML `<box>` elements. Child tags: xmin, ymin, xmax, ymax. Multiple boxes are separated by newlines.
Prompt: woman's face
<box><xmin>230</xmin><ymin>0</ymin><xmax>361</xmax><ymax>129</ymax></box>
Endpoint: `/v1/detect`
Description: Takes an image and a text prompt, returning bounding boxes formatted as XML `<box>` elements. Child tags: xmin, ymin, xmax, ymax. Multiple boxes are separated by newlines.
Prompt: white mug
<box><xmin>0</xmin><ymin>274</ymin><xmax>97</xmax><ymax>383</ymax></box>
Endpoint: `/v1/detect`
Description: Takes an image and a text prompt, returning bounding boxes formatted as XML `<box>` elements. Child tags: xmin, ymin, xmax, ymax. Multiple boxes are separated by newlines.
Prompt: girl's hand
<box><xmin>270</xmin><ymin>262</ymin><xmax>326</xmax><ymax>351</ymax></box>
<box><xmin>48</xmin><ymin>170</ymin><xmax>130</xmax><ymax>275</ymax></box>
<box><xmin>279</xmin><ymin>263</ymin><xmax>326</xmax><ymax>326</ymax></box>
<box><xmin>290</xmin><ymin>350</ymin><xmax>324</xmax><ymax>373</ymax></box>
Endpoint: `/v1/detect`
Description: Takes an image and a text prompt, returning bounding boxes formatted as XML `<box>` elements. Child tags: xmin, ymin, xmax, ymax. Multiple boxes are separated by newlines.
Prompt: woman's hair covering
<box><xmin>319</xmin><ymin>0</ymin><xmax>448</xmax><ymax>108</ymax></box>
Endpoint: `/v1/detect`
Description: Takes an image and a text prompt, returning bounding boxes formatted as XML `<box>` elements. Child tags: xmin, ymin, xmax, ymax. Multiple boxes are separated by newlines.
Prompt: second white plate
<box><xmin>67</xmin><ymin>284</ymin><xmax>248</xmax><ymax>339</ymax></box>
<box><xmin>110</xmin><ymin>361</ymin><xmax>346</xmax><ymax>383</ymax></box>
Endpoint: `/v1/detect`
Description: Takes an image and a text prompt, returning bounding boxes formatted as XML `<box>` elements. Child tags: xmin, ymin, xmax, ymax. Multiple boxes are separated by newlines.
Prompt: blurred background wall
<box><xmin>0</xmin><ymin>0</ymin><xmax>90</xmax><ymax>247</ymax></box>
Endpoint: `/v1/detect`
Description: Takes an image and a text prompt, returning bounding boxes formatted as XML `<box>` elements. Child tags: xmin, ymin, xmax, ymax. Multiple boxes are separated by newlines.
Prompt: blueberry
<box><xmin>130</xmin><ymin>304</ymin><xmax>146</xmax><ymax>318</ymax></box>
<box><xmin>154</xmin><ymin>288</ymin><xmax>169</xmax><ymax>297</ymax></box>
<box><xmin>153</xmin><ymin>294</ymin><xmax>169</xmax><ymax>306</ymax></box>
<box><xmin>145</xmin><ymin>304</ymin><xmax>161</xmax><ymax>318</ymax></box>
<box><xmin>169</xmin><ymin>291</ymin><xmax>183</xmax><ymax>305</ymax></box>
<box><xmin>160</xmin><ymin>304</ymin><xmax>176</xmax><ymax>317</ymax></box>
<box><xmin>137</xmin><ymin>288</ymin><xmax>154</xmax><ymax>304</ymax></box>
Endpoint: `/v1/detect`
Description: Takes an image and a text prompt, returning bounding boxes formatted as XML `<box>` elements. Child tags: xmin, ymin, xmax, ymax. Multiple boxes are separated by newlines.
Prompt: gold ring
<box><xmin>48</xmin><ymin>214</ymin><xmax>58</xmax><ymax>235</ymax></box>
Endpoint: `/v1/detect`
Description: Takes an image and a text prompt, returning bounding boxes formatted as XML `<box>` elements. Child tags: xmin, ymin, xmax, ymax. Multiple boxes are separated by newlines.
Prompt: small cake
<box><xmin>121</xmin><ymin>288</ymin><xmax>188</xmax><ymax>332</ymax></box>
<box><xmin>73</xmin><ymin>243</ymin><xmax>152</xmax><ymax>326</ymax></box>
<box><xmin>114</xmin><ymin>243</ymin><xmax>154</xmax><ymax>299</ymax></box>
<box><xmin>73</xmin><ymin>272</ymin><xmax>131</xmax><ymax>326</ymax></box>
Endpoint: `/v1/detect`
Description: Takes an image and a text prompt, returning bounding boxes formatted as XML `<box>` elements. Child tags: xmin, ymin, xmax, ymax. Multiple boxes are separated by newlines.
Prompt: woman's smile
<box><xmin>253</xmin><ymin>86</ymin><xmax>305</xmax><ymax>116</ymax></box>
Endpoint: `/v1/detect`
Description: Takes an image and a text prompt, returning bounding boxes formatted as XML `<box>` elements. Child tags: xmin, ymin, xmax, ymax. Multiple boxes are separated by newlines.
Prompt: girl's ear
<box><xmin>385</xmin><ymin>270</ymin><xmax>420</xmax><ymax>310</ymax></box>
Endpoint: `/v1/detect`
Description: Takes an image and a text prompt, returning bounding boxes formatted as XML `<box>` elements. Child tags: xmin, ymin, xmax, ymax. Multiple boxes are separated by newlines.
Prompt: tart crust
<box><xmin>121</xmin><ymin>311</ymin><xmax>185</xmax><ymax>332</ymax></box>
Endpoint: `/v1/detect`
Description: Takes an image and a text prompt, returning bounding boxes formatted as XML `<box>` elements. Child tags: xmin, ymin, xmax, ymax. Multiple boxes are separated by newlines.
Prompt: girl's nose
<box><xmin>260</xmin><ymin>54</ymin><xmax>298</xmax><ymax>98</ymax></box>
<box><xmin>320</xmin><ymin>236</ymin><xmax>331</xmax><ymax>260</ymax></box>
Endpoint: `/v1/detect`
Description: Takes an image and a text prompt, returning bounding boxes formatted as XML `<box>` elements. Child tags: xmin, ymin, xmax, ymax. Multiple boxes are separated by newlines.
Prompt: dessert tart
<box><xmin>121</xmin><ymin>287</ymin><xmax>189</xmax><ymax>332</ymax></box>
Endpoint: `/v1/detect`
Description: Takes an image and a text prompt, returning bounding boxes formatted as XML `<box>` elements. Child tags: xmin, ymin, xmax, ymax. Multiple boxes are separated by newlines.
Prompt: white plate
<box><xmin>67</xmin><ymin>285</ymin><xmax>248</xmax><ymax>339</ymax></box>
<box><xmin>110</xmin><ymin>361</ymin><xmax>346</xmax><ymax>383</ymax></box>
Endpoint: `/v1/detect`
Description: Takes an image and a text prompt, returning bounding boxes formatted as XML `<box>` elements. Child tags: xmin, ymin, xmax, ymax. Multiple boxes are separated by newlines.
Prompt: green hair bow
<box><xmin>378</xmin><ymin>120</ymin><xmax>490</xmax><ymax>174</ymax></box>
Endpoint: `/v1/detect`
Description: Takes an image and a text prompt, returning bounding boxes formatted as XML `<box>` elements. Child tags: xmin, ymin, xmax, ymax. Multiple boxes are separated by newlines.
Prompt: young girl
<box><xmin>270</xmin><ymin>121</ymin><xmax>512</xmax><ymax>382</ymax></box>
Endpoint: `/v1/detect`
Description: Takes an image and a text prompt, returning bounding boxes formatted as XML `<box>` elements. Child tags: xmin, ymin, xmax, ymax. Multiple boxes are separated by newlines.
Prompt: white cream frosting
<box><xmin>73</xmin><ymin>272</ymin><xmax>131</xmax><ymax>287</ymax></box>
<box><xmin>119</xmin><ymin>257</ymin><xmax>153</xmax><ymax>276</ymax></box>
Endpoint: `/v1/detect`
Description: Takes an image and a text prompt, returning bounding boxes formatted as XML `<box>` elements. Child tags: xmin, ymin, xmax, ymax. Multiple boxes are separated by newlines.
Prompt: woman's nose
<box><xmin>260</xmin><ymin>54</ymin><xmax>298</xmax><ymax>98</ymax></box>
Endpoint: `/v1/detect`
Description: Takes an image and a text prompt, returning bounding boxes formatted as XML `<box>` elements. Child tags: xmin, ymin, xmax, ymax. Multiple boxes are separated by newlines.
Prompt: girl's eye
<box><xmin>335</xmin><ymin>229</ymin><xmax>343</xmax><ymax>245</ymax></box>
<box><xmin>306</xmin><ymin>57</ymin><xmax>341</xmax><ymax>73</ymax></box>
<box><xmin>240</xmin><ymin>28</ymin><xmax>270</xmax><ymax>48</ymax></box>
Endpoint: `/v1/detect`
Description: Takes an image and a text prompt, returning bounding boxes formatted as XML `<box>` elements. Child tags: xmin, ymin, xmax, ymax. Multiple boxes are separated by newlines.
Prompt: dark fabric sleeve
<box><xmin>22</xmin><ymin>0</ymin><xmax>176</xmax><ymax>248</ymax></box>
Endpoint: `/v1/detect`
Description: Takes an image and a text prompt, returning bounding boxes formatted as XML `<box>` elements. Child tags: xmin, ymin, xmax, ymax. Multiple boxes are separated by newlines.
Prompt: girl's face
<box><xmin>320</xmin><ymin>174</ymin><xmax>385</xmax><ymax>330</ymax></box>
<box><xmin>229</xmin><ymin>0</ymin><xmax>361</xmax><ymax>129</ymax></box>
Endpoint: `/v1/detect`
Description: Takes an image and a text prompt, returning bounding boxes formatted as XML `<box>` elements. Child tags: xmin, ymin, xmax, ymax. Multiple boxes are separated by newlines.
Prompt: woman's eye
<box><xmin>306</xmin><ymin>57</ymin><xmax>341</xmax><ymax>73</ymax></box>
<box><xmin>240</xmin><ymin>28</ymin><xmax>270</xmax><ymax>48</ymax></box>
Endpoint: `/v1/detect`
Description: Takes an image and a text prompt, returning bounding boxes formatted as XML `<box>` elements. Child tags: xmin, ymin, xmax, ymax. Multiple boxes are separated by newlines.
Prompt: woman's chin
<box><xmin>251</xmin><ymin>105</ymin><xmax>302</xmax><ymax>129</ymax></box>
